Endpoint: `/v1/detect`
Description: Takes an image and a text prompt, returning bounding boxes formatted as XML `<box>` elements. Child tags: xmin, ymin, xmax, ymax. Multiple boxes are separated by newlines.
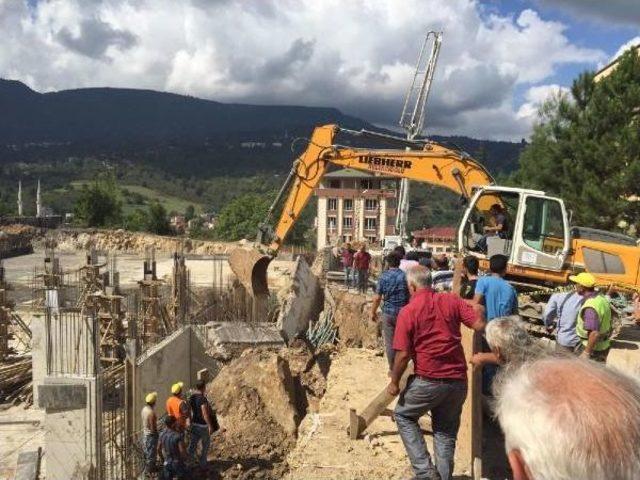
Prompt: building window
<box><xmin>365</xmin><ymin>217</ymin><xmax>377</xmax><ymax>230</ymax></box>
<box><xmin>342</xmin><ymin>234</ymin><xmax>352</xmax><ymax>243</ymax></box>
<box><xmin>360</xmin><ymin>179</ymin><xmax>373</xmax><ymax>189</ymax></box>
<box><xmin>366</xmin><ymin>236</ymin><xmax>378</xmax><ymax>244</ymax></box>
<box><xmin>327</xmin><ymin>198</ymin><xmax>337</xmax><ymax>211</ymax></box>
<box><xmin>329</xmin><ymin>180</ymin><xmax>340</xmax><ymax>188</ymax></box>
<box><xmin>365</xmin><ymin>199</ymin><xmax>378</xmax><ymax>211</ymax></box>
<box><xmin>343</xmin><ymin>216</ymin><xmax>353</xmax><ymax>228</ymax></box>
<box><xmin>327</xmin><ymin>216</ymin><xmax>337</xmax><ymax>231</ymax></box>
<box><xmin>343</xmin><ymin>199</ymin><xmax>353</xmax><ymax>211</ymax></box>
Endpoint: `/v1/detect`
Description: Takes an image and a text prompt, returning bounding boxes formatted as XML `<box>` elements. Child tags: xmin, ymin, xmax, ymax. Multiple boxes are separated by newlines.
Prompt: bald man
<box><xmin>494</xmin><ymin>357</ymin><xmax>640</xmax><ymax>480</ymax></box>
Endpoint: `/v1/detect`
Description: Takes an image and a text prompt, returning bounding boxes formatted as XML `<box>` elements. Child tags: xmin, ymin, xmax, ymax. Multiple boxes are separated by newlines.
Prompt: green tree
<box><xmin>514</xmin><ymin>49</ymin><xmax>640</xmax><ymax>231</ymax></box>
<box><xmin>123</xmin><ymin>208</ymin><xmax>147</xmax><ymax>231</ymax></box>
<box><xmin>185</xmin><ymin>204</ymin><xmax>195</xmax><ymax>221</ymax></box>
<box><xmin>146</xmin><ymin>202</ymin><xmax>171</xmax><ymax>235</ymax></box>
<box><xmin>74</xmin><ymin>175</ymin><xmax>123</xmax><ymax>227</ymax></box>
<box><xmin>214</xmin><ymin>193</ymin><xmax>271</xmax><ymax>241</ymax></box>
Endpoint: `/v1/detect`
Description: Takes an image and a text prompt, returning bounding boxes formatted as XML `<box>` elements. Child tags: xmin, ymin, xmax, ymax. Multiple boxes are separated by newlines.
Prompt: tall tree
<box><xmin>214</xmin><ymin>193</ymin><xmax>271</xmax><ymax>241</ymax></box>
<box><xmin>146</xmin><ymin>202</ymin><xmax>171</xmax><ymax>235</ymax></box>
<box><xmin>514</xmin><ymin>49</ymin><xmax>640</xmax><ymax>231</ymax></box>
<box><xmin>74</xmin><ymin>175</ymin><xmax>123</xmax><ymax>227</ymax></box>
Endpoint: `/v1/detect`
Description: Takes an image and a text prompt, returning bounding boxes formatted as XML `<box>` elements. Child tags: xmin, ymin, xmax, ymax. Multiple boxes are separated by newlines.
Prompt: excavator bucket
<box><xmin>228</xmin><ymin>247</ymin><xmax>272</xmax><ymax>297</ymax></box>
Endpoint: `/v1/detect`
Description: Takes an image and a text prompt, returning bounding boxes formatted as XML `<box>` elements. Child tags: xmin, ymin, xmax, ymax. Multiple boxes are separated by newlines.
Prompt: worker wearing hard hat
<box><xmin>141</xmin><ymin>391</ymin><xmax>158</xmax><ymax>477</ymax></box>
<box><xmin>569</xmin><ymin>272</ymin><xmax>613</xmax><ymax>363</ymax></box>
<box><xmin>166</xmin><ymin>382</ymin><xmax>191</xmax><ymax>433</ymax></box>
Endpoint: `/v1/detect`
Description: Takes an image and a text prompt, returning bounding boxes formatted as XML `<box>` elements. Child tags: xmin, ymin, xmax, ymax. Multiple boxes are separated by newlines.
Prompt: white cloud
<box><xmin>1</xmin><ymin>0</ymin><xmax>609</xmax><ymax>140</ymax></box>
<box><xmin>516</xmin><ymin>84</ymin><xmax>570</xmax><ymax>122</ymax></box>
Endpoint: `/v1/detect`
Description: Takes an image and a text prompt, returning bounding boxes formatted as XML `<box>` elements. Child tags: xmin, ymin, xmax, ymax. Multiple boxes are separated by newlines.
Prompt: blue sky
<box><xmin>4</xmin><ymin>0</ymin><xmax>639</xmax><ymax>140</ymax></box>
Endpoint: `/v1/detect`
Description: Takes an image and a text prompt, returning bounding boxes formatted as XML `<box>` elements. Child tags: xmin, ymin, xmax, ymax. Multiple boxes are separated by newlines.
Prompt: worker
<box><xmin>370</xmin><ymin>252</ymin><xmax>410</xmax><ymax>371</ymax></box>
<box><xmin>166</xmin><ymin>382</ymin><xmax>191</xmax><ymax>433</ymax></box>
<box><xmin>340</xmin><ymin>242</ymin><xmax>355</xmax><ymax>288</ymax></box>
<box><xmin>476</xmin><ymin>203</ymin><xmax>509</xmax><ymax>252</ymax></box>
<box><xmin>570</xmin><ymin>272</ymin><xmax>612</xmax><ymax>362</ymax></box>
<box><xmin>494</xmin><ymin>357</ymin><xmax>640</xmax><ymax>480</ymax></box>
<box><xmin>542</xmin><ymin>289</ymin><xmax>584</xmax><ymax>355</ymax></box>
<box><xmin>388</xmin><ymin>266</ymin><xmax>486</xmax><ymax>480</ymax></box>
<box><xmin>393</xmin><ymin>245</ymin><xmax>406</xmax><ymax>258</ymax></box>
<box><xmin>353</xmin><ymin>244</ymin><xmax>371</xmax><ymax>294</ymax></box>
<box><xmin>141</xmin><ymin>391</ymin><xmax>159</xmax><ymax>477</ymax></box>
<box><xmin>158</xmin><ymin>415</ymin><xmax>189</xmax><ymax>479</ymax></box>
<box><xmin>399</xmin><ymin>250</ymin><xmax>419</xmax><ymax>272</ymax></box>
<box><xmin>188</xmin><ymin>379</ymin><xmax>219</xmax><ymax>470</ymax></box>
<box><xmin>473</xmin><ymin>254</ymin><xmax>518</xmax><ymax>394</ymax></box>
<box><xmin>473</xmin><ymin>254</ymin><xmax>518</xmax><ymax>321</ymax></box>
<box><xmin>459</xmin><ymin>255</ymin><xmax>479</xmax><ymax>299</ymax></box>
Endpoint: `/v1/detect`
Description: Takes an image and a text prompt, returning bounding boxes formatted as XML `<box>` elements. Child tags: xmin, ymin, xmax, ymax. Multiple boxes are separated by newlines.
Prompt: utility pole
<box><xmin>36</xmin><ymin>179</ymin><xmax>42</xmax><ymax>218</ymax></box>
<box><xmin>397</xmin><ymin>31</ymin><xmax>443</xmax><ymax>245</ymax></box>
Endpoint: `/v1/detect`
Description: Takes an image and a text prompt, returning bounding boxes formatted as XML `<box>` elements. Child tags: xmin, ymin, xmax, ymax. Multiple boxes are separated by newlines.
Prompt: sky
<box><xmin>2</xmin><ymin>0</ymin><xmax>639</xmax><ymax>141</ymax></box>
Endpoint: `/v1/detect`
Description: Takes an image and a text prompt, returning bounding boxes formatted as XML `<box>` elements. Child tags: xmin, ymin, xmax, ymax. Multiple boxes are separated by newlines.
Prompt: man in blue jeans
<box><xmin>371</xmin><ymin>252</ymin><xmax>410</xmax><ymax>372</ymax></box>
<box><xmin>388</xmin><ymin>266</ymin><xmax>485</xmax><ymax>480</ymax></box>
<box><xmin>188</xmin><ymin>379</ymin><xmax>217</xmax><ymax>470</ymax></box>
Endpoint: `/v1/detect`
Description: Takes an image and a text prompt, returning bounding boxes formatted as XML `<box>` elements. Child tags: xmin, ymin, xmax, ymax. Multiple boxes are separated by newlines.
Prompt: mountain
<box><xmin>0</xmin><ymin>78</ymin><xmax>371</xmax><ymax>145</ymax></box>
<box><xmin>0</xmin><ymin>79</ymin><xmax>524</xmax><ymax>174</ymax></box>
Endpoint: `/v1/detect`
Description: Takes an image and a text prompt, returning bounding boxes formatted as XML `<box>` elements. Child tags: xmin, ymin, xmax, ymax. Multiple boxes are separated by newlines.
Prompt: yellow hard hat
<box><xmin>171</xmin><ymin>382</ymin><xmax>184</xmax><ymax>394</ymax></box>
<box><xmin>569</xmin><ymin>272</ymin><xmax>596</xmax><ymax>288</ymax></box>
<box><xmin>145</xmin><ymin>391</ymin><xmax>157</xmax><ymax>404</ymax></box>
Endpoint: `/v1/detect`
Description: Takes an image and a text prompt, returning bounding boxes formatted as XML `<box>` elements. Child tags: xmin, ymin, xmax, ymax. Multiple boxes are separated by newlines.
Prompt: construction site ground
<box><xmin>286</xmin><ymin>347</ymin><xmax>509</xmax><ymax>480</ymax></box>
<box><xmin>0</xmin><ymin>406</ymin><xmax>44</xmax><ymax>480</ymax></box>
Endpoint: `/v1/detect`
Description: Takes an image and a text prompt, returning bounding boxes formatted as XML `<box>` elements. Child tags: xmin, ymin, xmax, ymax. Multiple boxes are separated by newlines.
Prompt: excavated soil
<box><xmin>206</xmin><ymin>343</ymin><xmax>333</xmax><ymax>479</ymax></box>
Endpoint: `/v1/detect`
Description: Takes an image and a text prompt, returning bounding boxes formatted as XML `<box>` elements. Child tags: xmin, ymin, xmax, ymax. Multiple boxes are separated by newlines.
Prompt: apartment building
<box><xmin>315</xmin><ymin>168</ymin><xmax>399</xmax><ymax>250</ymax></box>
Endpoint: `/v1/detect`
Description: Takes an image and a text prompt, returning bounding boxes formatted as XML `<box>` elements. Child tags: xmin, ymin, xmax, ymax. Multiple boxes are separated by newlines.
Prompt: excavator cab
<box><xmin>459</xmin><ymin>186</ymin><xmax>571</xmax><ymax>272</ymax></box>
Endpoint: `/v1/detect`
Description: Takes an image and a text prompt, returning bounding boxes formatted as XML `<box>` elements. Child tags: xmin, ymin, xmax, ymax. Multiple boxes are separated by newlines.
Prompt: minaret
<box><xmin>36</xmin><ymin>179</ymin><xmax>42</xmax><ymax>218</ymax></box>
<box><xmin>17</xmin><ymin>181</ymin><xmax>23</xmax><ymax>217</ymax></box>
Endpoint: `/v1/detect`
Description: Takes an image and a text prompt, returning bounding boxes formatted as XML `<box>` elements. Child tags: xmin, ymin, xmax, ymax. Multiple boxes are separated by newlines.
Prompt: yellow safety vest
<box><xmin>576</xmin><ymin>294</ymin><xmax>612</xmax><ymax>351</ymax></box>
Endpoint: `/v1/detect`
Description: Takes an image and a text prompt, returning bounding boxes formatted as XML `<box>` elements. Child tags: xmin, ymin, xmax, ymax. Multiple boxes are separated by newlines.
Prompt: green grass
<box><xmin>68</xmin><ymin>181</ymin><xmax>205</xmax><ymax>215</ymax></box>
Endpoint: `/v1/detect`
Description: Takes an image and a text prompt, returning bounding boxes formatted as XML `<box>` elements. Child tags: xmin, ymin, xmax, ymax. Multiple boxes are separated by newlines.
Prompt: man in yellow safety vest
<box><xmin>569</xmin><ymin>272</ymin><xmax>612</xmax><ymax>363</ymax></box>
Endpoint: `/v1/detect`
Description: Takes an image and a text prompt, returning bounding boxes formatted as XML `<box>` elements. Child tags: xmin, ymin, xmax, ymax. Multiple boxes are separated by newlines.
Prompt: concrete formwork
<box><xmin>39</xmin><ymin>377</ymin><xmax>100</xmax><ymax>480</ymax></box>
<box><xmin>132</xmin><ymin>325</ymin><xmax>220</xmax><ymax>437</ymax></box>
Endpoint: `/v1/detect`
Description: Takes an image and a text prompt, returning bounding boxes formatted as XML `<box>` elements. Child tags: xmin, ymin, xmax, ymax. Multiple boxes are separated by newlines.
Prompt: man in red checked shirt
<box><xmin>387</xmin><ymin>266</ymin><xmax>485</xmax><ymax>480</ymax></box>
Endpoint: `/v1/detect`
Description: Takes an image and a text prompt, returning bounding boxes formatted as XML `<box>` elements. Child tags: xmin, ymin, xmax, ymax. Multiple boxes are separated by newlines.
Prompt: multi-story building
<box><xmin>315</xmin><ymin>168</ymin><xmax>399</xmax><ymax>250</ymax></box>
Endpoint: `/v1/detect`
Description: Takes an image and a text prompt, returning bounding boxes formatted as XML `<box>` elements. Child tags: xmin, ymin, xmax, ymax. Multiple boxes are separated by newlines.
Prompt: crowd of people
<box><xmin>140</xmin><ymin>379</ymin><xmax>220</xmax><ymax>479</ymax></box>
<box><xmin>367</xmin><ymin>243</ymin><xmax>636</xmax><ymax>480</ymax></box>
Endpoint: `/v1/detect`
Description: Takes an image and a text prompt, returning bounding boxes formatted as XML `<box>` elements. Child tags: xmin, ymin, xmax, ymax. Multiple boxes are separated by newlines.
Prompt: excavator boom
<box><xmin>268</xmin><ymin>124</ymin><xmax>495</xmax><ymax>252</ymax></box>
<box><xmin>229</xmin><ymin>124</ymin><xmax>495</xmax><ymax>297</ymax></box>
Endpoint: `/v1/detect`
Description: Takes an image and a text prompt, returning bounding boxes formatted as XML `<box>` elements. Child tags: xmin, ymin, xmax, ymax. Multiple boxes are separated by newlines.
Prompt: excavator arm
<box><xmin>265</xmin><ymin>124</ymin><xmax>495</xmax><ymax>252</ymax></box>
<box><xmin>230</xmin><ymin>123</ymin><xmax>495</xmax><ymax>297</ymax></box>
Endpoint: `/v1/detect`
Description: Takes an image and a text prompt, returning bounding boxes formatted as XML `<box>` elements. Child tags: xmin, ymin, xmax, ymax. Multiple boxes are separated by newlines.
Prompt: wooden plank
<box><xmin>347</xmin><ymin>365</ymin><xmax>413</xmax><ymax>439</ymax></box>
<box><xmin>455</xmin><ymin>256</ymin><xmax>483</xmax><ymax>480</ymax></box>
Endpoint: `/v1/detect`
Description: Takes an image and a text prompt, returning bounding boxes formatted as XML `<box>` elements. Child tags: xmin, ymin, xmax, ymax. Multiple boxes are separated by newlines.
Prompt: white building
<box><xmin>315</xmin><ymin>169</ymin><xmax>399</xmax><ymax>250</ymax></box>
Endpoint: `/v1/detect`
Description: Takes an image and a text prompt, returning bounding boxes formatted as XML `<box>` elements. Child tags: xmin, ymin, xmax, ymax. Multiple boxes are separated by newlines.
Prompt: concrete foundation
<box><xmin>204</xmin><ymin>321</ymin><xmax>284</xmax><ymax>358</ymax></box>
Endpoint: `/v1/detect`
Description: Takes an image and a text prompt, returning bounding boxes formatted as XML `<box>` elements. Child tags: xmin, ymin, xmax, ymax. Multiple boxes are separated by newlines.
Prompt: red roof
<box><xmin>411</xmin><ymin>226</ymin><xmax>457</xmax><ymax>240</ymax></box>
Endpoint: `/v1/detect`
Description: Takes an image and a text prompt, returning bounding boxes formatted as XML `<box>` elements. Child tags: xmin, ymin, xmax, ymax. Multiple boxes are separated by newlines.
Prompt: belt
<box><xmin>413</xmin><ymin>375</ymin><xmax>465</xmax><ymax>384</ymax></box>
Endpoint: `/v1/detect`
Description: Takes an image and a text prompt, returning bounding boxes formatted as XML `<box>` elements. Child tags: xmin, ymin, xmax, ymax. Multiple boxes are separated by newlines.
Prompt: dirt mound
<box><xmin>327</xmin><ymin>287</ymin><xmax>379</xmax><ymax>349</ymax></box>
<box><xmin>208</xmin><ymin>344</ymin><xmax>333</xmax><ymax>479</ymax></box>
<box><xmin>38</xmin><ymin>228</ymin><xmax>236</xmax><ymax>255</ymax></box>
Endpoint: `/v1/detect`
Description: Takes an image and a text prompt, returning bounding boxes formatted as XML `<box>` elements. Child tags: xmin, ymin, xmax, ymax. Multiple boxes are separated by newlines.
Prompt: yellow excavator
<box><xmin>230</xmin><ymin>124</ymin><xmax>640</xmax><ymax>296</ymax></box>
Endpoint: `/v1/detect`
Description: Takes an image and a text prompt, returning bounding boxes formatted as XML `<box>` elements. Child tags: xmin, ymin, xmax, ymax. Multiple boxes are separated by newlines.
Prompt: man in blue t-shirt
<box><xmin>473</xmin><ymin>254</ymin><xmax>518</xmax><ymax>395</ymax></box>
<box><xmin>473</xmin><ymin>254</ymin><xmax>518</xmax><ymax>320</ymax></box>
<box><xmin>371</xmin><ymin>252</ymin><xmax>410</xmax><ymax>371</ymax></box>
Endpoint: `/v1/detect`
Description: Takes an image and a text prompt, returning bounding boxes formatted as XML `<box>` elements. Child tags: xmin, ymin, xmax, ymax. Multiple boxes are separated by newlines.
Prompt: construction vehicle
<box><xmin>230</xmin><ymin>123</ymin><xmax>640</xmax><ymax>297</ymax></box>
